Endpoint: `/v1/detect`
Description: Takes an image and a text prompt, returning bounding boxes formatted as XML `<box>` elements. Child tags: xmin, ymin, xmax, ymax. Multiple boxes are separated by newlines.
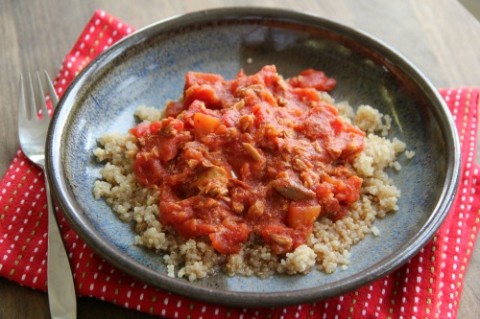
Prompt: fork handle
<box><xmin>45</xmin><ymin>170</ymin><xmax>77</xmax><ymax>319</ymax></box>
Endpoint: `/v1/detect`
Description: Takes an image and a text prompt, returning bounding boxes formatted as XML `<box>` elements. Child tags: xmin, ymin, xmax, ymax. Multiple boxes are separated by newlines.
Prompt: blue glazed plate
<box><xmin>46</xmin><ymin>7</ymin><xmax>460</xmax><ymax>307</ymax></box>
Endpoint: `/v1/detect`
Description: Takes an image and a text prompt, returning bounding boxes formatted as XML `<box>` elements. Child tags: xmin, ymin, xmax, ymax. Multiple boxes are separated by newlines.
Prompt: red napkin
<box><xmin>1</xmin><ymin>10</ymin><xmax>479</xmax><ymax>319</ymax></box>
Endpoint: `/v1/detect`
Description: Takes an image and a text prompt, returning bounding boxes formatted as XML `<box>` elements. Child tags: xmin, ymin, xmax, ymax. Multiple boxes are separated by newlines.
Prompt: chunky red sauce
<box><xmin>131</xmin><ymin>65</ymin><xmax>364</xmax><ymax>255</ymax></box>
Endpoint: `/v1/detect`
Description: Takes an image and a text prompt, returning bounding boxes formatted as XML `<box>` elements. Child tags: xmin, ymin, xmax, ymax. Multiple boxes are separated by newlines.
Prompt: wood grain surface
<box><xmin>0</xmin><ymin>0</ymin><xmax>479</xmax><ymax>318</ymax></box>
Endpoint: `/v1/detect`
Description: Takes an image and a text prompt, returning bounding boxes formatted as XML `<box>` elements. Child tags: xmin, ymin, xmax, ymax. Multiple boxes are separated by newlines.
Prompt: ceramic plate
<box><xmin>46</xmin><ymin>7</ymin><xmax>460</xmax><ymax>307</ymax></box>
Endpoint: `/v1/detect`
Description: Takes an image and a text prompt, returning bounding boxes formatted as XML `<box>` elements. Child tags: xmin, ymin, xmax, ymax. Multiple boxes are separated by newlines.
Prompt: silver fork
<box><xmin>18</xmin><ymin>72</ymin><xmax>77</xmax><ymax>319</ymax></box>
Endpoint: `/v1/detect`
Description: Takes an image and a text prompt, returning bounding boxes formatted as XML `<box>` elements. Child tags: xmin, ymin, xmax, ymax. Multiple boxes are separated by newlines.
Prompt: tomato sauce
<box><xmin>131</xmin><ymin>65</ymin><xmax>365</xmax><ymax>255</ymax></box>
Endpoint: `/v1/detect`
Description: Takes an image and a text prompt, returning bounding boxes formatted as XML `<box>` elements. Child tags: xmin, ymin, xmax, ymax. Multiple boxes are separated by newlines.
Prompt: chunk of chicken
<box><xmin>196</xmin><ymin>166</ymin><xmax>229</xmax><ymax>197</ymax></box>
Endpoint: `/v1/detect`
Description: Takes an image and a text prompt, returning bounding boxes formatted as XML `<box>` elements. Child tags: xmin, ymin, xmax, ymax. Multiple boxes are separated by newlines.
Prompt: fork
<box><xmin>18</xmin><ymin>72</ymin><xmax>77</xmax><ymax>319</ymax></box>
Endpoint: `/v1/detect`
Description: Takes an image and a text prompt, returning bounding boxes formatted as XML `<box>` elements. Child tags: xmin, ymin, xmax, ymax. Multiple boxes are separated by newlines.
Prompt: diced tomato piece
<box><xmin>287</xmin><ymin>203</ymin><xmax>321</xmax><ymax>229</ymax></box>
<box><xmin>184</xmin><ymin>84</ymin><xmax>222</xmax><ymax>108</ymax></box>
<box><xmin>165</xmin><ymin>100</ymin><xmax>185</xmax><ymax>118</ymax></box>
<box><xmin>316</xmin><ymin>181</ymin><xmax>342</xmax><ymax>216</ymax></box>
<box><xmin>288</xmin><ymin>69</ymin><xmax>336</xmax><ymax>91</ymax></box>
<box><xmin>317</xmin><ymin>172</ymin><xmax>362</xmax><ymax>214</ymax></box>
<box><xmin>260</xmin><ymin>225</ymin><xmax>294</xmax><ymax>254</ymax></box>
<box><xmin>193</xmin><ymin>112</ymin><xmax>221</xmax><ymax>136</ymax></box>
<box><xmin>209</xmin><ymin>221</ymin><xmax>250</xmax><ymax>254</ymax></box>
<box><xmin>142</xmin><ymin>132</ymin><xmax>190</xmax><ymax>162</ymax></box>
<box><xmin>131</xmin><ymin>118</ymin><xmax>185</xmax><ymax>139</ymax></box>
<box><xmin>185</xmin><ymin>72</ymin><xmax>224</xmax><ymax>89</ymax></box>
<box><xmin>335</xmin><ymin>176</ymin><xmax>362</xmax><ymax>204</ymax></box>
<box><xmin>258</xmin><ymin>65</ymin><xmax>280</xmax><ymax>88</ymax></box>
<box><xmin>171</xmin><ymin>120</ymin><xmax>184</xmax><ymax>132</ymax></box>
<box><xmin>160</xmin><ymin>206</ymin><xmax>193</xmax><ymax>226</ymax></box>
<box><xmin>149</xmin><ymin>121</ymin><xmax>163</xmax><ymax>135</ymax></box>
<box><xmin>154</xmin><ymin>118</ymin><xmax>185</xmax><ymax>135</ymax></box>
<box><xmin>326</xmin><ymin>117</ymin><xmax>365</xmax><ymax>160</ymax></box>
<box><xmin>323</xmin><ymin>197</ymin><xmax>341</xmax><ymax>216</ymax></box>
<box><xmin>158</xmin><ymin>139</ymin><xmax>182</xmax><ymax>162</ymax></box>
<box><xmin>133</xmin><ymin>154</ymin><xmax>165</xmax><ymax>186</ymax></box>
<box><xmin>344</xmin><ymin>133</ymin><xmax>365</xmax><ymax>160</ymax></box>
<box><xmin>322</xmin><ymin>103</ymin><xmax>339</xmax><ymax>115</ymax></box>
<box><xmin>129</xmin><ymin>122</ymin><xmax>151</xmax><ymax>138</ymax></box>
<box><xmin>330</xmin><ymin>118</ymin><xmax>345</xmax><ymax>133</ymax></box>
<box><xmin>177</xmin><ymin>219</ymin><xmax>217</xmax><ymax>237</ymax></box>
<box><xmin>329</xmin><ymin>131</ymin><xmax>365</xmax><ymax>161</ymax></box>
<box><xmin>303</xmin><ymin>107</ymin><xmax>336</xmax><ymax>138</ymax></box>
<box><xmin>290</xmin><ymin>88</ymin><xmax>321</xmax><ymax>102</ymax></box>
<box><xmin>316</xmin><ymin>182</ymin><xmax>333</xmax><ymax>199</ymax></box>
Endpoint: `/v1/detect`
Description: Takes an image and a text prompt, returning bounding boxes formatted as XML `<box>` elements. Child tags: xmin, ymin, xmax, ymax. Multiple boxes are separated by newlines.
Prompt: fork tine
<box><xmin>27</xmin><ymin>73</ymin><xmax>36</xmax><ymax>120</ymax></box>
<box><xmin>36</xmin><ymin>71</ymin><xmax>49</xmax><ymax>118</ymax></box>
<box><xmin>44</xmin><ymin>70</ymin><xmax>58</xmax><ymax>108</ymax></box>
<box><xmin>18</xmin><ymin>74</ymin><xmax>27</xmax><ymax>121</ymax></box>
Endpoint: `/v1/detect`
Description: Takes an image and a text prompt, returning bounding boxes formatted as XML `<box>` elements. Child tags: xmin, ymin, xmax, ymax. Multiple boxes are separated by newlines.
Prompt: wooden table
<box><xmin>1</xmin><ymin>0</ymin><xmax>479</xmax><ymax>318</ymax></box>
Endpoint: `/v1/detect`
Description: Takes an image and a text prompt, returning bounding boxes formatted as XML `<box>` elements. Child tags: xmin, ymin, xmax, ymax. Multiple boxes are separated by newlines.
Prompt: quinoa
<box><xmin>93</xmin><ymin>93</ymin><xmax>411</xmax><ymax>281</ymax></box>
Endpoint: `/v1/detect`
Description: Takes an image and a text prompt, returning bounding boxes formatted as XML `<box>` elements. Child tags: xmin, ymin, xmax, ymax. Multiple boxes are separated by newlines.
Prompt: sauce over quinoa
<box><xmin>130</xmin><ymin>65</ymin><xmax>365</xmax><ymax>255</ymax></box>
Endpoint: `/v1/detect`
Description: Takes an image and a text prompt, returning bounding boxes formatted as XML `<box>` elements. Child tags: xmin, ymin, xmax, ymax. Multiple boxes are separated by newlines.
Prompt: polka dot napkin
<box><xmin>1</xmin><ymin>10</ymin><xmax>479</xmax><ymax>319</ymax></box>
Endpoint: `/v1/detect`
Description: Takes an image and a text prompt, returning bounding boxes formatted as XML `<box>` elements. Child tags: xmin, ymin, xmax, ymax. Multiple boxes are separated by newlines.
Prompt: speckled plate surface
<box><xmin>46</xmin><ymin>7</ymin><xmax>460</xmax><ymax>307</ymax></box>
